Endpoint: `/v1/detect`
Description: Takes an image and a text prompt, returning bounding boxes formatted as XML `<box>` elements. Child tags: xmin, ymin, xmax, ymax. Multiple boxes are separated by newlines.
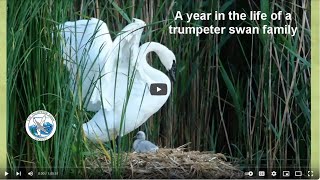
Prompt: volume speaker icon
<box><xmin>28</xmin><ymin>171</ymin><xmax>33</xmax><ymax>176</ymax></box>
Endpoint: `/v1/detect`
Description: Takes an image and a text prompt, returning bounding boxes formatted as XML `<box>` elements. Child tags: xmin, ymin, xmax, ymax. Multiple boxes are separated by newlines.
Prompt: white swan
<box><xmin>59</xmin><ymin>18</ymin><xmax>176</xmax><ymax>142</ymax></box>
<box><xmin>59</xmin><ymin>18</ymin><xmax>145</xmax><ymax>111</ymax></box>
<box><xmin>82</xmin><ymin>42</ymin><xmax>176</xmax><ymax>142</ymax></box>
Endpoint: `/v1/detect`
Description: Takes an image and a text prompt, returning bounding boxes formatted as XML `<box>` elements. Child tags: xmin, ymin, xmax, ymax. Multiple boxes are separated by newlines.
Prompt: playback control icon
<box><xmin>150</xmin><ymin>83</ymin><xmax>167</xmax><ymax>95</ymax></box>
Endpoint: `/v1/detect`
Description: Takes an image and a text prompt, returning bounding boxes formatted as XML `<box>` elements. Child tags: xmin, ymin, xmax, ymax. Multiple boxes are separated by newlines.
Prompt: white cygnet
<box><xmin>133</xmin><ymin>131</ymin><xmax>159</xmax><ymax>153</ymax></box>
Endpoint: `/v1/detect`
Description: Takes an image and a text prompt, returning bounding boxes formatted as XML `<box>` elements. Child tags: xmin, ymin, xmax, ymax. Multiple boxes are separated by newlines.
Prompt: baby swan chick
<box><xmin>133</xmin><ymin>131</ymin><xmax>159</xmax><ymax>153</ymax></box>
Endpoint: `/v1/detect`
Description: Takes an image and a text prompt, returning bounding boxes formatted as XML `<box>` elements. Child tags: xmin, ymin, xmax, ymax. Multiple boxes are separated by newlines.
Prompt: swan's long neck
<box><xmin>136</xmin><ymin>42</ymin><xmax>171</xmax><ymax>84</ymax></box>
<box><xmin>138</xmin><ymin>42</ymin><xmax>168</xmax><ymax>64</ymax></box>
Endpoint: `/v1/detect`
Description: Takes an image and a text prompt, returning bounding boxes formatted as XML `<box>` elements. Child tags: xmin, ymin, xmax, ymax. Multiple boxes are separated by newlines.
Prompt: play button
<box><xmin>150</xmin><ymin>83</ymin><xmax>167</xmax><ymax>95</ymax></box>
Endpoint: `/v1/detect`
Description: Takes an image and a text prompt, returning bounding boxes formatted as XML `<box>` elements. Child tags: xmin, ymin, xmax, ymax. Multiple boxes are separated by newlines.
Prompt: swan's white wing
<box><xmin>106</xmin><ymin>18</ymin><xmax>146</xmax><ymax>75</ymax></box>
<box><xmin>100</xmin><ymin>19</ymin><xmax>146</xmax><ymax>108</ymax></box>
<box><xmin>60</xmin><ymin>18</ymin><xmax>146</xmax><ymax>112</ymax></box>
<box><xmin>59</xmin><ymin>18</ymin><xmax>113</xmax><ymax>111</ymax></box>
<box><xmin>59</xmin><ymin>18</ymin><xmax>113</xmax><ymax>65</ymax></box>
<box><xmin>118</xmin><ymin>18</ymin><xmax>145</xmax><ymax>65</ymax></box>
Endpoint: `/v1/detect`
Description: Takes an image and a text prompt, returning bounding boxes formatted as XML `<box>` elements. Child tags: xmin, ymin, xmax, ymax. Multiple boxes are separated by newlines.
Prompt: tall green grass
<box><xmin>8</xmin><ymin>0</ymin><xmax>310</xmax><ymax>178</ymax></box>
<box><xmin>7</xmin><ymin>0</ymin><xmax>91</xmax><ymax>178</ymax></box>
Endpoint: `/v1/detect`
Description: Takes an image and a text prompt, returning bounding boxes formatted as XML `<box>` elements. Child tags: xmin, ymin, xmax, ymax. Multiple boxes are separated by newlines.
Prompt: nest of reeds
<box><xmin>86</xmin><ymin>144</ymin><xmax>243</xmax><ymax>179</ymax></box>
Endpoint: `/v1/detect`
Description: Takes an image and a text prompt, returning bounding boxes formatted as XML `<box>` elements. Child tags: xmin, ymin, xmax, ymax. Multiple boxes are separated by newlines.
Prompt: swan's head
<box><xmin>134</xmin><ymin>131</ymin><xmax>146</xmax><ymax>140</ymax></box>
<box><xmin>139</xmin><ymin>42</ymin><xmax>177</xmax><ymax>82</ymax></box>
<box><xmin>161</xmin><ymin>50</ymin><xmax>176</xmax><ymax>82</ymax></box>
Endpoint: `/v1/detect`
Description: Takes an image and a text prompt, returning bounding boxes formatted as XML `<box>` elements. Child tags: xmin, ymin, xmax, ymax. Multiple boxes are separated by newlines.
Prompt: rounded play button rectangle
<box><xmin>150</xmin><ymin>83</ymin><xmax>167</xmax><ymax>95</ymax></box>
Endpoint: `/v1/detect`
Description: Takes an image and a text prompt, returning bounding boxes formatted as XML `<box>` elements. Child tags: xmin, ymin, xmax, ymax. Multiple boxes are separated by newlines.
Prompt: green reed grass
<box><xmin>8</xmin><ymin>0</ymin><xmax>311</xmax><ymax>178</ymax></box>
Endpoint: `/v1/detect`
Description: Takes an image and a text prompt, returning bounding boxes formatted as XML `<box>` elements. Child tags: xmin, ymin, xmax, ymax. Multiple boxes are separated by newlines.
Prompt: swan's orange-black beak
<box><xmin>168</xmin><ymin>61</ymin><xmax>176</xmax><ymax>82</ymax></box>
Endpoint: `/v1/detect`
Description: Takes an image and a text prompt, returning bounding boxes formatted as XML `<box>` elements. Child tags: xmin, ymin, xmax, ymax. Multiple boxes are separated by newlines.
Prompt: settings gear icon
<box><xmin>271</xmin><ymin>171</ymin><xmax>277</xmax><ymax>177</ymax></box>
